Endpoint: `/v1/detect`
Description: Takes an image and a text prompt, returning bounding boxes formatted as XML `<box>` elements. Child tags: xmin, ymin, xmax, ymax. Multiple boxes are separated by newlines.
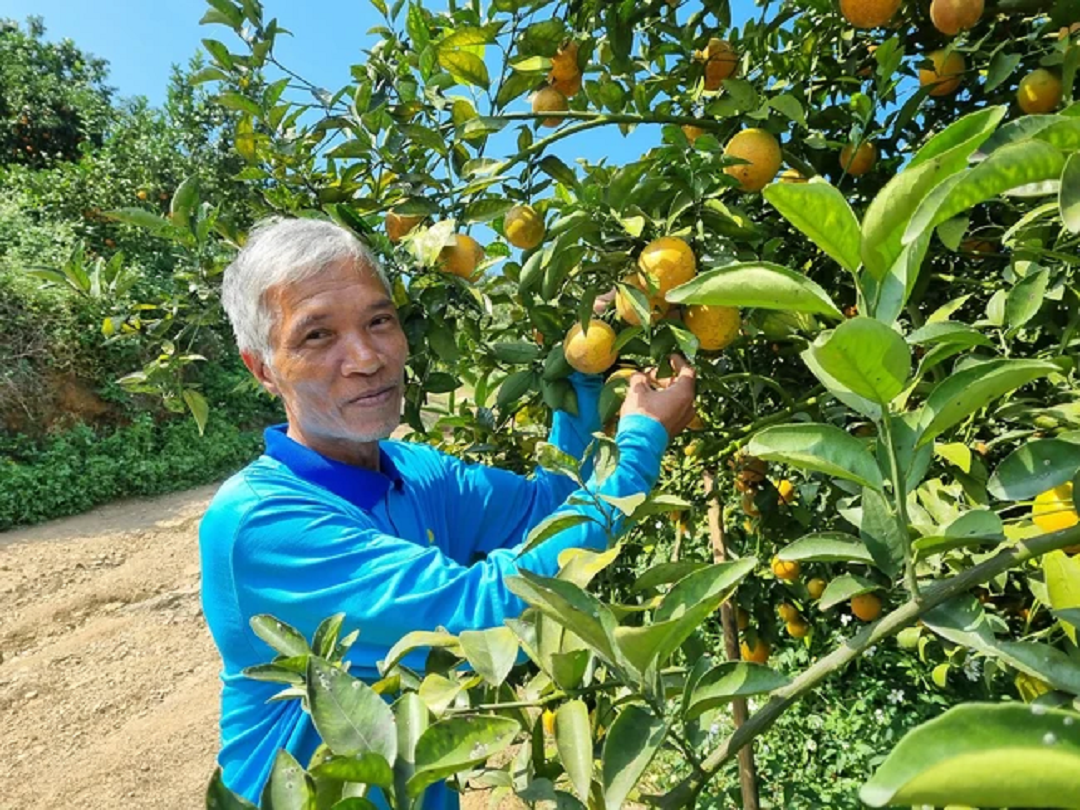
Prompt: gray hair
<box><xmin>221</xmin><ymin>217</ymin><xmax>391</xmax><ymax>363</ymax></box>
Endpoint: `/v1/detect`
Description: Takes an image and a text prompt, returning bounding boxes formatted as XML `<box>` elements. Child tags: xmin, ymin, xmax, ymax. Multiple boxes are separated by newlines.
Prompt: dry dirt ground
<box><xmin>0</xmin><ymin>483</ymin><xmax>507</xmax><ymax>810</ymax></box>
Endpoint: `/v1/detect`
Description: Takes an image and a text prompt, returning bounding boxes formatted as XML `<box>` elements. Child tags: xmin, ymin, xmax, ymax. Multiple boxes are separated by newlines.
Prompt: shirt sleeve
<box><xmin>445</xmin><ymin>371</ymin><xmax>611</xmax><ymax>560</ymax></box>
<box><xmin>229</xmin><ymin>414</ymin><xmax>669</xmax><ymax>658</ymax></box>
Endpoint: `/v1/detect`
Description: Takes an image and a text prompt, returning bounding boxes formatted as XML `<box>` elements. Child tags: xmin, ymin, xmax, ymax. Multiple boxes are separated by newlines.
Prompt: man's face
<box><xmin>245</xmin><ymin>259</ymin><xmax>408</xmax><ymax>448</ymax></box>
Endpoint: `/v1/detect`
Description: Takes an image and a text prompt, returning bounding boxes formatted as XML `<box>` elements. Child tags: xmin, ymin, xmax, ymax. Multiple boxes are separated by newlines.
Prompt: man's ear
<box><xmin>241</xmin><ymin>349</ymin><xmax>281</xmax><ymax>398</ymax></box>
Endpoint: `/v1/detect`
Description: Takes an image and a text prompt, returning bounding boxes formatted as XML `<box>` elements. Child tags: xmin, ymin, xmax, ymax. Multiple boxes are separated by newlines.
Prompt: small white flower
<box><xmin>709</xmin><ymin>722</ymin><xmax>720</xmax><ymax>736</ymax></box>
<box><xmin>888</xmin><ymin>689</ymin><xmax>905</xmax><ymax>705</ymax></box>
<box><xmin>841</xmin><ymin>614</ymin><xmax>853</xmax><ymax>626</ymax></box>
<box><xmin>865</xmin><ymin>645</ymin><xmax>878</xmax><ymax>658</ymax></box>
<box><xmin>963</xmin><ymin>656</ymin><xmax>982</xmax><ymax>682</ymax></box>
<box><xmin>806</xmin><ymin>739</ymin><xmax>817</xmax><ymax>751</ymax></box>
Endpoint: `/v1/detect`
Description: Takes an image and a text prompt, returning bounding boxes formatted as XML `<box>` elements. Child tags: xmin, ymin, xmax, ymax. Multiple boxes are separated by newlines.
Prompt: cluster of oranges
<box><xmin>530</xmin><ymin>40</ymin><xmax>582</xmax><ymax>127</ymax></box>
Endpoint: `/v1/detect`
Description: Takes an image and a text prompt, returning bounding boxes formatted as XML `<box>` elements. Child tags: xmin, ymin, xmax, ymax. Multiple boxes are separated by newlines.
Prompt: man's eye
<box><xmin>372</xmin><ymin>315</ymin><xmax>394</xmax><ymax>328</ymax></box>
<box><xmin>305</xmin><ymin>329</ymin><xmax>330</xmax><ymax>341</ymax></box>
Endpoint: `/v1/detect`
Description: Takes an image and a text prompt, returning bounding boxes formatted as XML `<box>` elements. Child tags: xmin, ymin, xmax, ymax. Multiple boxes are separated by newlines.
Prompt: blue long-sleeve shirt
<box><xmin>198</xmin><ymin>373</ymin><xmax>670</xmax><ymax>807</ymax></box>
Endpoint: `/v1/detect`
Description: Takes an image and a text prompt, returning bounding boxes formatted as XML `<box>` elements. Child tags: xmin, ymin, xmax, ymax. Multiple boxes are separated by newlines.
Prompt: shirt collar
<box><xmin>263</xmin><ymin>423</ymin><xmax>403</xmax><ymax>510</ymax></box>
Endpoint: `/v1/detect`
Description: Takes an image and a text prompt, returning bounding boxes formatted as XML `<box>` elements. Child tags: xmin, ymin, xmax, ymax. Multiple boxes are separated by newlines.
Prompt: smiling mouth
<box><xmin>347</xmin><ymin>385</ymin><xmax>397</xmax><ymax>407</ymax></box>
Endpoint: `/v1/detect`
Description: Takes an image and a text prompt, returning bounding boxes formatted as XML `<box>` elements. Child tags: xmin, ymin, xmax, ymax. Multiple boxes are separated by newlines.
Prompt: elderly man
<box><xmin>199</xmin><ymin>217</ymin><xmax>696</xmax><ymax>807</ymax></box>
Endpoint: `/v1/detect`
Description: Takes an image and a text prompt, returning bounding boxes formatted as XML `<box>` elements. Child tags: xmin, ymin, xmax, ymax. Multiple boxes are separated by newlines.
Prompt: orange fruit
<box><xmin>1060</xmin><ymin>22</ymin><xmax>1080</xmax><ymax>39</ymax></box>
<box><xmin>439</xmin><ymin>233</ymin><xmax>484</xmax><ymax>279</ymax></box>
<box><xmin>637</xmin><ymin>236</ymin><xmax>697</xmax><ymax>296</ymax></box>
<box><xmin>930</xmin><ymin>0</ymin><xmax>983</xmax><ymax>35</ymax></box>
<box><xmin>786</xmin><ymin>620</ymin><xmax>810</xmax><ymax>639</ymax></box>
<box><xmin>136</xmin><ymin>190</ymin><xmax>148</xmax><ymax>201</ymax></box>
<box><xmin>777</xmin><ymin>479</ymin><xmax>796</xmax><ymax>505</ymax></box>
<box><xmin>778</xmin><ymin>602</ymin><xmax>799</xmax><ymax>622</ymax></box>
<box><xmin>1017</xmin><ymin>69</ymin><xmax>1063</xmax><ymax>114</ymax></box>
<box><xmin>684</xmin><ymin>305</ymin><xmax>741</xmax><ymax>351</ymax></box>
<box><xmin>702</xmin><ymin>38</ymin><xmax>738</xmax><ymax>90</ymax></box>
<box><xmin>386</xmin><ymin>211</ymin><xmax>423</xmax><ymax>243</ymax></box>
<box><xmin>542</xmin><ymin>708</ymin><xmax>556</xmax><ymax>735</ymax></box>
<box><xmin>549</xmin><ymin>71</ymin><xmax>582</xmax><ymax>98</ymax></box>
<box><xmin>504</xmin><ymin>204</ymin><xmax>545</xmax><ymax>250</ymax></box>
<box><xmin>532</xmin><ymin>86</ymin><xmax>569</xmax><ymax>127</ymax></box>
<box><xmin>851</xmin><ymin>592</ymin><xmax>883</xmax><ymax>622</ymax></box>
<box><xmin>742</xmin><ymin>490</ymin><xmax>761</xmax><ymax>517</ymax></box>
<box><xmin>740</xmin><ymin>637</ymin><xmax>770</xmax><ymax>664</ymax></box>
<box><xmin>840</xmin><ymin>141</ymin><xmax>876</xmax><ymax>175</ymax></box>
<box><xmin>736</xmin><ymin>606</ymin><xmax>750</xmax><ymax>630</ymax></box>
<box><xmin>688</xmin><ymin>413</ymin><xmax>704</xmax><ymax>431</ymax></box>
<box><xmin>920</xmin><ymin>50</ymin><xmax>965</xmax><ymax>97</ymax></box>
<box><xmin>772</xmin><ymin>556</ymin><xmax>801</xmax><ymax>582</ymax></box>
<box><xmin>563</xmin><ymin>319</ymin><xmax>619</xmax><ymax>374</ymax></box>
<box><xmin>616</xmin><ymin>275</ymin><xmax>670</xmax><ymax>325</ymax></box>
<box><xmin>839</xmin><ymin>0</ymin><xmax>902</xmax><ymax>28</ymax></box>
<box><xmin>723</xmin><ymin>128</ymin><xmax>782</xmax><ymax>192</ymax></box>
<box><xmin>682</xmin><ymin>124</ymin><xmax>706</xmax><ymax>145</ymax></box>
<box><xmin>779</xmin><ymin>168</ymin><xmax>808</xmax><ymax>183</ymax></box>
<box><xmin>807</xmin><ymin>578</ymin><xmax>827</xmax><ymax>600</ymax></box>
<box><xmin>549</xmin><ymin>41</ymin><xmax>580</xmax><ymax>82</ymax></box>
<box><xmin>1032</xmin><ymin>483</ymin><xmax>1079</xmax><ymax>533</ymax></box>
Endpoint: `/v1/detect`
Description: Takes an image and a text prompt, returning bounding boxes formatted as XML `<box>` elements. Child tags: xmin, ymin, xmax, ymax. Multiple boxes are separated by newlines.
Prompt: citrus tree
<box><xmin>89</xmin><ymin>0</ymin><xmax>1080</xmax><ymax>806</ymax></box>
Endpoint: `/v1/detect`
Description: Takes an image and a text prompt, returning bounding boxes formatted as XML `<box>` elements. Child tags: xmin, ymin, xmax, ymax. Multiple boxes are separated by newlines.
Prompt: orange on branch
<box><xmin>778</xmin><ymin>602</ymin><xmax>799</xmax><ymax>622</ymax></box>
<box><xmin>740</xmin><ymin>636</ymin><xmax>770</xmax><ymax>664</ymax></box>
<box><xmin>682</xmin><ymin>125</ymin><xmax>706</xmax><ymax>145</ymax></box>
<box><xmin>1032</xmin><ymin>483</ymin><xmax>1079</xmax><ymax>533</ymax></box>
<box><xmin>504</xmin><ymin>204</ymin><xmax>545</xmax><ymax>250</ymax></box>
<box><xmin>637</xmin><ymin>236</ymin><xmax>697</xmax><ymax>296</ymax></box>
<box><xmin>702</xmin><ymin>38</ymin><xmax>738</xmax><ymax>90</ymax></box>
<box><xmin>549</xmin><ymin>41</ymin><xmax>580</xmax><ymax>82</ymax></box>
<box><xmin>772</xmin><ymin>556</ymin><xmax>801</xmax><ymax>582</ymax></box>
<box><xmin>736</xmin><ymin>606</ymin><xmax>750</xmax><ymax>630</ymax></box>
<box><xmin>684</xmin><ymin>305</ymin><xmax>740</xmax><ymax>351</ymax></box>
<box><xmin>439</xmin><ymin>233</ymin><xmax>484</xmax><ymax>279</ymax></box>
<box><xmin>920</xmin><ymin>50</ymin><xmax>965</xmax><ymax>97</ymax></box>
<box><xmin>723</xmin><ymin>128</ymin><xmax>782</xmax><ymax>192</ymax></box>
<box><xmin>532</xmin><ymin>86</ymin><xmax>569</xmax><ymax>127</ymax></box>
<box><xmin>851</xmin><ymin>592</ymin><xmax>882</xmax><ymax>622</ymax></box>
<box><xmin>386</xmin><ymin>211</ymin><xmax>423</xmax><ymax>243</ymax></box>
<box><xmin>840</xmin><ymin>0</ymin><xmax>902</xmax><ymax>28</ymax></box>
<box><xmin>840</xmin><ymin>141</ymin><xmax>876</xmax><ymax>175</ymax></box>
<box><xmin>549</xmin><ymin>71</ymin><xmax>582</xmax><ymax>98</ymax></box>
<box><xmin>777</xmin><ymin>479</ymin><xmax>796</xmax><ymax>505</ymax></box>
<box><xmin>779</xmin><ymin>168</ymin><xmax>808</xmax><ymax>183</ymax></box>
<box><xmin>786</xmin><ymin>620</ymin><xmax>810</xmax><ymax>639</ymax></box>
<box><xmin>807</xmin><ymin>578</ymin><xmax>827</xmax><ymax>600</ymax></box>
<box><xmin>1017</xmin><ymin>69</ymin><xmax>1063</xmax><ymax>114</ymax></box>
<box><xmin>930</xmin><ymin>0</ymin><xmax>983</xmax><ymax>35</ymax></box>
<box><xmin>564</xmin><ymin>319</ymin><xmax>619</xmax><ymax>375</ymax></box>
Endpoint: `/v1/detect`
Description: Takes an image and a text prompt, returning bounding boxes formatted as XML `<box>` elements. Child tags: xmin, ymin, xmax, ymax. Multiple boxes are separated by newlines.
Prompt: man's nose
<box><xmin>340</xmin><ymin>331</ymin><xmax>384</xmax><ymax>375</ymax></box>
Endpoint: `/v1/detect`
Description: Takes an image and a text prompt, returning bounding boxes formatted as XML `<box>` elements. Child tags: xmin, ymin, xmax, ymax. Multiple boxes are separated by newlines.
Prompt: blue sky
<box><xmin>2</xmin><ymin>0</ymin><xmax>758</xmax><ymax>169</ymax></box>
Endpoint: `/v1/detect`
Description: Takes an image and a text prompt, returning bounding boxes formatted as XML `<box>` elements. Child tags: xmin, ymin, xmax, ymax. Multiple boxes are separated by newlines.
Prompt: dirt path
<box><xmin>0</xmin><ymin>485</ymin><xmax>222</xmax><ymax>810</ymax></box>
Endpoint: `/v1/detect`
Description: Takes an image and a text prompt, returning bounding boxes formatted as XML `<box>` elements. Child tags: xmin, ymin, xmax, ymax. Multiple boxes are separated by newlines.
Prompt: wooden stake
<box><xmin>704</xmin><ymin>470</ymin><xmax>760</xmax><ymax>810</ymax></box>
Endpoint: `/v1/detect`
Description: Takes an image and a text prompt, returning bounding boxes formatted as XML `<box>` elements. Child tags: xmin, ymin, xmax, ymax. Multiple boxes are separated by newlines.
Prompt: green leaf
<box><xmin>1045</xmin><ymin>551</ymin><xmax>1080</xmax><ymax>628</ymax></box>
<box><xmin>630</xmin><ymin>561</ymin><xmax>709</xmax><ymax>592</ymax></box>
<box><xmin>551</xmin><ymin>649</ymin><xmax>590</xmax><ymax>690</ymax></box>
<box><xmin>614</xmin><ymin>559</ymin><xmax>756</xmax><ymax>673</ymax></box>
<box><xmin>393</xmin><ymin>693</ymin><xmax>429</xmax><ymax>804</ymax></box>
<box><xmin>800</xmin><ymin>343</ymin><xmax>881</xmax><ymax>421</ymax></box>
<box><xmin>818</xmin><ymin>573</ymin><xmax>880</xmax><ymax>611</ymax></box>
<box><xmin>463</xmin><ymin>198</ymin><xmax>514</xmax><ymax>223</ymax></box>
<box><xmin>307</xmin><ymin>658</ymin><xmax>397</xmax><ymax>762</ymax></box>
<box><xmin>917</xmin><ymin>359</ymin><xmax>1060</xmax><ymax>447</ymax></box>
<box><xmin>907</xmin><ymin>321</ymin><xmax>992</xmax><ymax>348</ymax></box>
<box><xmin>684</xmin><ymin>662</ymin><xmax>791</xmax><ymax>719</ymax></box>
<box><xmin>862</xmin><ymin>106</ymin><xmax>1006</xmax><ymax>280</ymax></box>
<box><xmin>496</xmin><ymin>369</ymin><xmax>535</xmax><ymax>408</ymax></box>
<box><xmin>206</xmin><ymin>768</ymin><xmax>258</xmax><ymax>809</ymax></box>
<box><xmin>407</xmin><ymin>716</ymin><xmax>520</xmax><ymax>796</ymax></box>
<box><xmin>555</xmin><ymin>700</ymin><xmax>593</xmax><ymax>801</ymax></box>
<box><xmin>380</xmin><ymin>629</ymin><xmax>462</xmax><ymax>674</ymax></box>
<box><xmin>492</xmin><ymin>342</ymin><xmax>541</xmax><ymax>364</ymax></box>
<box><xmin>519</xmin><ymin>512</ymin><xmax>593</xmax><ymax>555</ymax></box>
<box><xmin>309</xmin><ymin>752</ymin><xmax>393</xmax><ymax>788</ymax></box>
<box><xmin>860</xmin><ymin>487</ymin><xmax>906</xmax><ymax>577</ymax></box>
<box><xmin>539</xmin><ymin>155</ymin><xmax>578</xmax><ymax>187</ymax></box>
<box><xmin>182</xmin><ymin>388</ymin><xmax>209</xmax><ymax>436</ymax></box>
<box><xmin>250</xmin><ymin>615</ymin><xmax>311</xmax><ymax>658</ymax></box>
<box><xmin>458</xmin><ymin>626</ymin><xmax>519</xmax><ymax>687</ymax></box>
<box><xmin>506</xmin><ymin>571</ymin><xmax>620</xmax><ymax>665</ymax></box>
<box><xmin>557</xmin><ymin>545</ymin><xmax>622</xmax><ymax>589</ymax></box>
<box><xmin>988</xmin><ymin>440</ymin><xmax>1080</xmax><ymax>501</ymax></box>
<box><xmin>912</xmin><ymin>510</ymin><xmax>1005</xmax><ymax>558</ymax></box>
<box><xmin>860</xmin><ymin>703</ymin><xmax>1080</xmax><ymax>809</ymax></box>
<box><xmin>1061</xmin><ymin>152</ymin><xmax>1080</xmax><ymax>234</ymax></box>
<box><xmin>747</xmin><ymin>424</ymin><xmax>885</xmax><ymax>491</ymax></box>
<box><xmin>313</xmin><ymin>613</ymin><xmax>346</xmax><ymax>659</ymax></box>
<box><xmin>104</xmin><ymin>207</ymin><xmax>174</xmax><ymax>235</ymax></box>
<box><xmin>985</xmin><ymin>51</ymin><xmax>1022</xmax><ymax>92</ymax></box>
<box><xmin>768</xmin><ymin>93</ymin><xmax>806</xmax><ymax>127</ymax></box>
<box><xmin>170</xmin><ymin>176</ymin><xmax>199</xmax><ymax>231</ymax></box>
<box><xmin>806</xmin><ymin>318</ymin><xmax>910</xmax><ymax>404</ymax></box>
<box><xmin>1006</xmin><ymin>266</ymin><xmax>1050</xmax><ymax>330</ymax></box>
<box><xmin>666</xmin><ymin>261</ymin><xmax>843</xmax><ymax>320</ymax></box>
<box><xmin>762</xmin><ymin>180</ymin><xmax>861</xmax><ymax>274</ymax></box>
<box><xmin>779</xmin><ymin>532</ymin><xmax>875</xmax><ymax>564</ymax></box>
<box><xmin>437</xmin><ymin>50</ymin><xmax>490</xmax><ymax>89</ymax></box>
<box><xmin>601</xmin><ymin>704</ymin><xmax>666</xmax><ymax>810</ymax></box>
<box><xmin>905</xmin><ymin>140</ymin><xmax>1067</xmax><ymax>244</ymax></box>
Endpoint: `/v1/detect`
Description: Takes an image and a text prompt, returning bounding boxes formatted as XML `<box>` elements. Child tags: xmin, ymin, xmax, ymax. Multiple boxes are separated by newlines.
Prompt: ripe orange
<box><xmin>840</xmin><ymin>141</ymin><xmax>876</xmax><ymax>176</ymax></box>
<box><xmin>851</xmin><ymin>592</ymin><xmax>883</xmax><ymax>622</ymax></box>
<box><xmin>136</xmin><ymin>189</ymin><xmax>148</xmax><ymax>201</ymax></box>
<box><xmin>542</xmin><ymin>708</ymin><xmax>556</xmax><ymax>735</ymax></box>
<box><xmin>1017</xmin><ymin>69</ymin><xmax>1063</xmax><ymax>114</ymax></box>
<box><xmin>1032</xmin><ymin>483</ymin><xmax>1079</xmax><ymax>533</ymax></box>
<box><xmin>786</xmin><ymin>620</ymin><xmax>810</xmax><ymax>639</ymax></box>
<box><xmin>504</xmin><ymin>204</ymin><xmax>545</xmax><ymax>250</ymax></box>
<box><xmin>778</xmin><ymin>602</ymin><xmax>799</xmax><ymax>622</ymax></box>
<box><xmin>549</xmin><ymin>72</ymin><xmax>582</xmax><ymax>98</ymax></box>
<box><xmin>563</xmin><ymin>319</ymin><xmax>619</xmax><ymax>374</ymax></box>
<box><xmin>386</xmin><ymin>211</ymin><xmax>423</xmax><ymax>243</ymax></box>
<box><xmin>532</xmin><ymin>86</ymin><xmax>569</xmax><ymax>127</ymax></box>
<box><xmin>731</xmin><ymin>453</ymin><xmax>768</xmax><ymax>484</ymax></box>
<box><xmin>779</xmin><ymin>168</ymin><xmax>808</xmax><ymax>183</ymax></box>
<box><xmin>682</xmin><ymin>124</ymin><xmax>706</xmax><ymax>145</ymax></box>
<box><xmin>684</xmin><ymin>305</ymin><xmax>740</xmax><ymax>351</ymax></box>
<box><xmin>616</xmin><ymin>275</ymin><xmax>670</xmax><ymax>325</ymax></box>
<box><xmin>637</xmin><ymin>236</ymin><xmax>697</xmax><ymax>296</ymax></box>
<box><xmin>929</xmin><ymin>0</ymin><xmax>983</xmax><ymax>35</ymax></box>
<box><xmin>439</xmin><ymin>233</ymin><xmax>484</xmax><ymax>279</ymax></box>
<box><xmin>772</xmin><ymin>556</ymin><xmax>801</xmax><ymax>582</ymax></box>
<box><xmin>777</xmin><ymin>479</ymin><xmax>796</xmax><ymax>505</ymax></box>
<box><xmin>702</xmin><ymin>38</ymin><xmax>738</xmax><ymax>90</ymax></box>
<box><xmin>740</xmin><ymin>636</ymin><xmax>770</xmax><ymax>664</ymax></box>
<box><xmin>839</xmin><ymin>0</ymin><xmax>901</xmax><ymax>28</ymax></box>
<box><xmin>549</xmin><ymin>41</ymin><xmax>580</xmax><ymax>82</ymax></box>
<box><xmin>807</xmin><ymin>578</ymin><xmax>827</xmax><ymax>600</ymax></box>
<box><xmin>920</xmin><ymin>50</ymin><xmax>965</xmax><ymax>97</ymax></box>
<box><xmin>723</xmin><ymin>129</ymin><xmax>782</xmax><ymax>192</ymax></box>
<box><xmin>688</xmin><ymin>413</ymin><xmax>704</xmax><ymax>430</ymax></box>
